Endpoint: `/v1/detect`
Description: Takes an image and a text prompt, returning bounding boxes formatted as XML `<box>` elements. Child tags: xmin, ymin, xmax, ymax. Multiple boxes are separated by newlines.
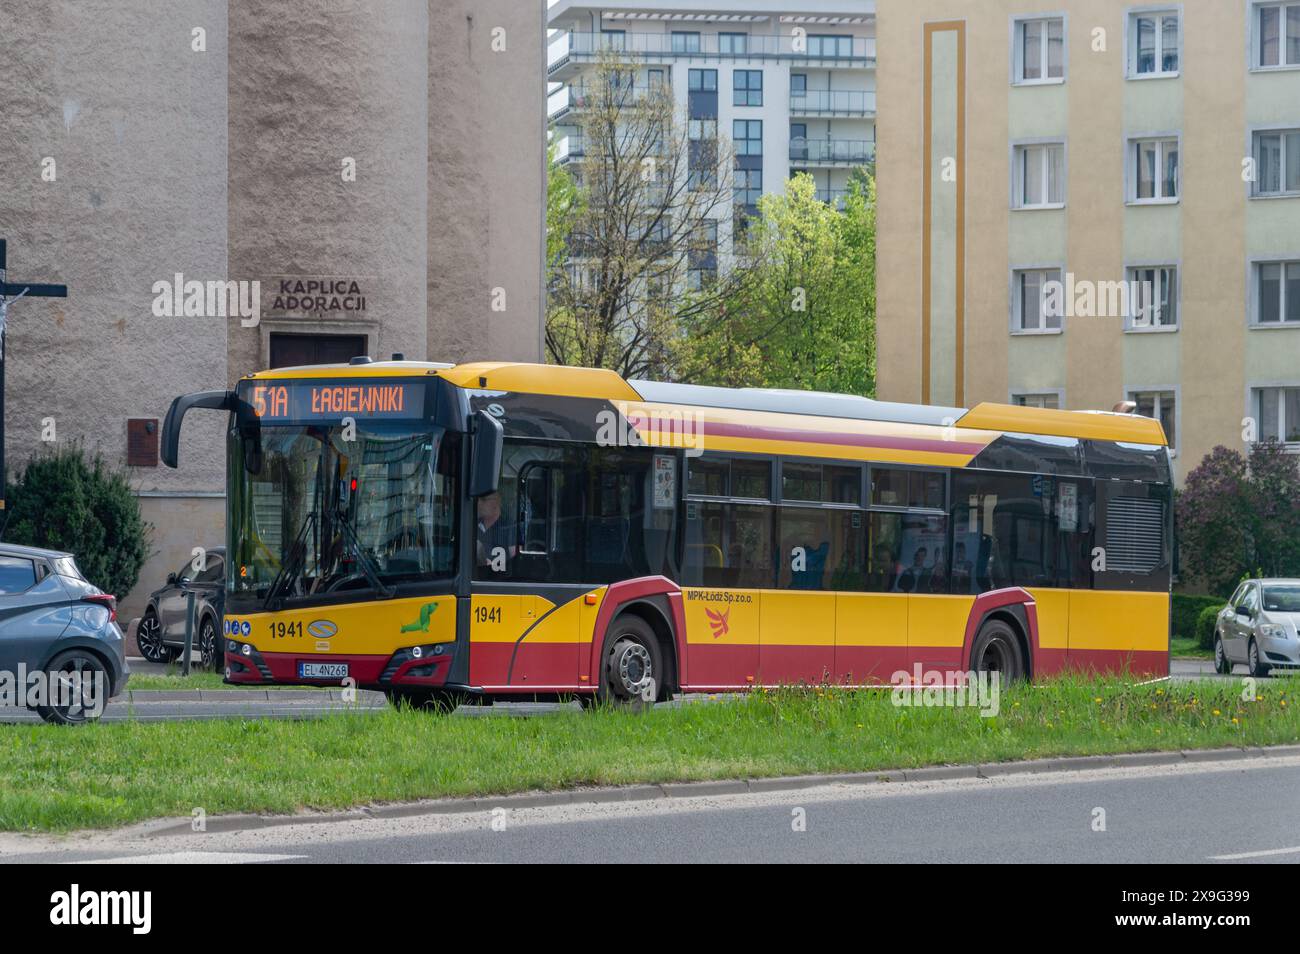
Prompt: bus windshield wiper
<box><xmin>335</xmin><ymin>508</ymin><xmax>396</xmax><ymax>600</ymax></box>
<box><xmin>263</xmin><ymin>511</ymin><xmax>316</xmax><ymax>611</ymax></box>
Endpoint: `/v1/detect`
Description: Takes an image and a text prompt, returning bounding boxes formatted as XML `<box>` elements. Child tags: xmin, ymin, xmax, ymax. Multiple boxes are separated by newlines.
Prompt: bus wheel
<box><xmin>384</xmin><ymin>688</ymin><xmax>464</xmax><ymax>713</ymax></box>
<box><xmin>970</xmin><ymin>619</ymin><xmax>1025</xmax><ymax>685</ymax></box>
<box><xmin>599</xmin><ymin>616</ymin><xmax>662</xmax><ymax>707</ymax></box>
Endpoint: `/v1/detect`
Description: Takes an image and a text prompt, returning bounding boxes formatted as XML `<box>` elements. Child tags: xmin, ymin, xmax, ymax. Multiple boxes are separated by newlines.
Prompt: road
<box><xmin>2</xmin><ymin>754</ymin><xmax>1297</xmax><ymax>864</ymax></box>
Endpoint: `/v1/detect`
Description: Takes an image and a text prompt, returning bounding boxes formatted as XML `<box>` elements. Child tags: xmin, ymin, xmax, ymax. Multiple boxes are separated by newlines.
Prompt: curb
<box><xmin>143</xmin><ymin>743</ymin><xmax>1300</xmax><ymax>837</ymax></box>
<box><xmin>123</xmin><ymin>689</ymin><xmax>386</xmax><ymax>703</ymax></box>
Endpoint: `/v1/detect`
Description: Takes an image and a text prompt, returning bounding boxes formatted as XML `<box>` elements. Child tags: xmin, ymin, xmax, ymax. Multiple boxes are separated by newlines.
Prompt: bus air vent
<box><xmin>1104</xmin><ymin>497</ymin><xmax>1164</xmax><ymax>573</ymax></box>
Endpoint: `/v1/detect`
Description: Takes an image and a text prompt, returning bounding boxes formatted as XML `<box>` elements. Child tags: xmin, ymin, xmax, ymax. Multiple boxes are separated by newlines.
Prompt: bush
<box><xmin>3</xmin><ymin>445</ymin><xmax>150</xmax><ymax>598</ymax></box>
<box><xmin>1171</xmin><ymin>593</ymin><xmax>1225</xmax><ymax>640</ymax></box>
<box><xmin>1195</xmin><ymin>604</ymin><xmax>1226</xmax><ymax>651</ymax></box>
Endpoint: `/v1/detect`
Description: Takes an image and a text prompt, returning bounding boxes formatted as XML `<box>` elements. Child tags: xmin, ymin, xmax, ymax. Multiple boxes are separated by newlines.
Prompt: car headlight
<box><xmin>1258</xmin><ymin>623</ymin><xmax>1287</xmax><ymax>639</ymax></box>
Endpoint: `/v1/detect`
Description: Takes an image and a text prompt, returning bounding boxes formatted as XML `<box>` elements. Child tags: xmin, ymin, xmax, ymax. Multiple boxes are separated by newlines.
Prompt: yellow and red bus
<box><xmin>162</xmin><ymin>358</ymin><xmax>1172</xmax><ymax>707</ymax></box>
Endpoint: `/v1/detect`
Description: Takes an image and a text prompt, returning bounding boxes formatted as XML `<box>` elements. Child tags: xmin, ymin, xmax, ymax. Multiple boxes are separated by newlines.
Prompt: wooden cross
<box><xmin>0</xmin><ymin>239</ymin><xmax>68</xmax><ymax>513</ymax></box>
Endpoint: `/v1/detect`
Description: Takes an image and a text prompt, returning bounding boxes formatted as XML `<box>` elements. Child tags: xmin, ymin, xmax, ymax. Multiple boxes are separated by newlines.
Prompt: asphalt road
<box><xmin>2</xmin><ymin>754</ymin><xmax>1297</xmax><ymax>864</ymax></box>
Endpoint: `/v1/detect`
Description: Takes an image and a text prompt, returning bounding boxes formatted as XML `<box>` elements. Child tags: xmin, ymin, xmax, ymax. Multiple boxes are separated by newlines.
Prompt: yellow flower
<box><xmin>1232</xmin><ymin>717</ymin><xmax>1239</xmax><ymax>724</ymax></box>
<box><xmin>1212</xmin><ymin>709</ymin><xmax>1221</xmax><ymax>716</ymax></box>
<box><xmin>1094</xmin><ymin>697</ymin><xmax>1102</xmax><ymax>703</ymax></box>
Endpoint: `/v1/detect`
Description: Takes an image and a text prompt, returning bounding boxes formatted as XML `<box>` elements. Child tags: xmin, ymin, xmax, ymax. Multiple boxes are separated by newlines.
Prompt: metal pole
<box><xmin>182</xmin><ymin>590</ymin><xmax>196</xmax><ymax>676</ymax></box>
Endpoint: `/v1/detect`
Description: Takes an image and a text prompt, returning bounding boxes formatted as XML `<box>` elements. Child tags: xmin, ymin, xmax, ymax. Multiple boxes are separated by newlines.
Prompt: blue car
<box><xmin>0</xmin><ymin>544</ymin><xmax>129</xmax><ymax>724</ymax></box>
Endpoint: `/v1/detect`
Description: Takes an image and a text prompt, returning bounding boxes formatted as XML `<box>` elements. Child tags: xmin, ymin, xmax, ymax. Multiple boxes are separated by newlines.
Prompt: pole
<box><xmin>182</xmin><ymin>590</ymin><xmax>196</xmax><ymax>676</ymax></box>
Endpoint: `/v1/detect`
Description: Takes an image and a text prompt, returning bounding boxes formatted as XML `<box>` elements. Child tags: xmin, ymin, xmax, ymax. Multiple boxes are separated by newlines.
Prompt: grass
<box><xmin>125</xmin><ymin>672</ymin><xmax>326</xmax><ymax>692</ymax></box>
<box><xmin>1170</xmin><ymin>637</ymin><xmax>1213</xmax><ymax>660</ymax></box>
<box><xmin>1</xmin><ymin>675</ymin><xmax>1295</xmax><ymax>833</ymax></box>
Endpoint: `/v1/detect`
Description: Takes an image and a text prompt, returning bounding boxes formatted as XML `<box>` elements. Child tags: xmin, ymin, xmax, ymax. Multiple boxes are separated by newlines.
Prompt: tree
<box><xmin>546</xmin><ymin>53</ymin><xmax>751</xmax><ymax>379</ymax></box>
<box><xmin>1176</xmin><ymin>440</ymin><xmax>1300</xmax><ymax>596</ymax></box>
<box><xmin>675</xmin><ymin>171</ymin><xmax>876</xmax><ymax>395</ymax></box>
<box><xmin>3</xmin><ymin>444</ymin><xmax>150</xmax><ymax>598</ymax></box>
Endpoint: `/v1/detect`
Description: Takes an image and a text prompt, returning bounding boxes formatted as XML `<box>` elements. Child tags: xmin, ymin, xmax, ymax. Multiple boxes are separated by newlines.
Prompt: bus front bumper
<box><xmin>222</xmin><ymin>640</ymin><xmax>456</xmax><ymax>690</ymax></box>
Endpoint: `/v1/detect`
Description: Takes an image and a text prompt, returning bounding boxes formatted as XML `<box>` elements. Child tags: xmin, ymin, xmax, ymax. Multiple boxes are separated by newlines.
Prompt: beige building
<box><xmin>876</xmin><ymin>0</ymin><xmax>1300</xmax><ymax>483</ymax></box>
<box><xmin>0</xmin><ymin>0</ymin><xmax>546</xmax><ymax>616</ymax></box>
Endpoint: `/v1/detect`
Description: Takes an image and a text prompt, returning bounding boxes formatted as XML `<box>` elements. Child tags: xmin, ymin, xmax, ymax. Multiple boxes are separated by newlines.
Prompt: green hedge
<box><xmin>1195</xmin><ymin>604</ymin><xmax>1225</xmax><ymax>651</ymax></box>
<box><xmin>1171</xmin><ymin>593</ymin><xmax>1224</xmax><ymax>641</ymax></box>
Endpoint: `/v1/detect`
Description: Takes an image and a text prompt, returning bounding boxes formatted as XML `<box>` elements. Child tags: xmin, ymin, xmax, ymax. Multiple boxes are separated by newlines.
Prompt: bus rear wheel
<box><xmin>599</xmin><ymin>615</ymin><xmax>663</xmax><ymax>708</ymax></box>
<box><xmin>970</xmin><ymin>619</ymin><xmax>1025</xmax><ymax>685</ymax></box>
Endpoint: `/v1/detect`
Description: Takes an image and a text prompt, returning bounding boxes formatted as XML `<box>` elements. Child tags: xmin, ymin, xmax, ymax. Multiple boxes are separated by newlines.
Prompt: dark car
<box><xmin>137</xmin><ymin>547</ymin><xmax>225</xmax><ymax>671</ymax></box>
<box><xmin>0</xmin><ymin>543</ymin><xmax>129</xmax><ymax>724</ymax></box>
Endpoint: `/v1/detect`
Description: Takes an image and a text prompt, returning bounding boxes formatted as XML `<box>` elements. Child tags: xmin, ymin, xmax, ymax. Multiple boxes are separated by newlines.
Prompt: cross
<box><xmin>0</xmin><ymin>239</ymin><xmax>68</xmax><ymax>513</ymax></box>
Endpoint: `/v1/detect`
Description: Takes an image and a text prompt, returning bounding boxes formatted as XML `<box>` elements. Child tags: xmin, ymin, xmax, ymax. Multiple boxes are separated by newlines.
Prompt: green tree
<box><xmin>675</xmin><ymin>171</ymin><xmax>876</xmax><ymax>395</ymax></box>
<box><xmin>3</xmin><ymin>445</ymin><xmax>150</xmax><ymax>597</ymax></box>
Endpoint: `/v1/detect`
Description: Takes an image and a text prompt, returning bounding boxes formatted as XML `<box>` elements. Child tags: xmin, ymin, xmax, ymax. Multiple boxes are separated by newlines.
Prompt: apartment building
<box><xmin>547</xmin><ymin>0</ymin><xmax>877</xmax><ymax>263</ymax></box>
<box><xmin>876</xmin><ymin>0</ymin><xmax>1300</xmax><ymax>481</ymax></box>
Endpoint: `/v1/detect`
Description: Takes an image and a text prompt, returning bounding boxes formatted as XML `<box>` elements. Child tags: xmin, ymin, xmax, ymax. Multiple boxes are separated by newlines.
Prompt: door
<box><xmin>269</xmin><ymin>332</ymin><xmax>367</xmax><ymax>368</ymax></box>
<box><xmin>0</xmin><ymin>556</ymin><xmax>73</xmax><ymax>674</ymax></box>
<box><xmin>158</xmin><ymin>559</ymin><xmax>195</xmax><ymax>641</ymax></box>
<box><xmin>1227</xmin><ymin>582</ymin><xmax>1258</xmax><ymax>661</ymax></box>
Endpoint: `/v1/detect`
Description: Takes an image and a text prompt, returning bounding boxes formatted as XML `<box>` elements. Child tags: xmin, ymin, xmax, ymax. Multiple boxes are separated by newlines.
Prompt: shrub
<box><xmin>1195</xmin><ymin>604</ymin><xmax>1225</xmax><ymax>651</ymax></box>
<box><xmin>3</xmin><ymin>445</ymin><xmax>150</xmax><ymax>598</ymax></box>
<box><xmin>1171</xmin><ymin>593</ymin><xmax>1225</xmax><ymax>640</ymax></box>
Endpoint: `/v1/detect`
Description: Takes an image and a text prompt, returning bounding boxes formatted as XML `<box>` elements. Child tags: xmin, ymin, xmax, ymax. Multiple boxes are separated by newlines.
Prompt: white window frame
<box><xmin>1126</xmin><ymin>7</ymin><xmax>1181</xmax><ymax>78</ymax></box>
<box><xmin>1249</xmin><ymin>257</ymin><xmax>1300</xmax><ymax>325</ymax></box>
<box><xmin>1010</xmin><ymin>390</ymin><xmax>1064</xmax><ymax>409</ymax></box>
<box><xmin>1252</xmin><ymin>1</ymin><xmax>1300</xmax><ymax>70</ymax></box>
<box><xmin>1251</xmin><ymin>384</ymin><xmax>1300</xmax><ymax>448</ymax></box>
<box><xmin>1124</xmin><ymin>264</ymin><xmax>1179</xmax><ymax>331</ymax></box>
<box><xmin>1127</xmin><ymin>135</ymin><xmax>1180</xmax><ymax>203</ymax></box>
<box><xmin>1010</xmin><ymin>266</ymin><xmax>1065</xmax><ymax>334</ymax></box>
<box><xmin>1011</xmin><ymin>140</ymin><xmax>1067</xmax><ymax>209</ymax></box>
<box><xmin>1011</xmin><ymin>15</ymin><xmax>1067</xmax><ymax>85</ymax></box>
<box><xmin>1251</xmin><ymin>126</ymin><xmax>1300</xmax><ymax>197</ymax></box>
<box><xmin>1127</xmin><ymin>387</ymin><xmax>1178</xmax><ymax>453</ymax></box>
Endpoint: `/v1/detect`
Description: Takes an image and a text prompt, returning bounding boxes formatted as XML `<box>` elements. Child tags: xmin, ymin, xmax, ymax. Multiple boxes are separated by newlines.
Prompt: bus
<box><xmin>161</xmin><ymin>358</ymin><xmax>1172</xmax><ymax>707</ymax></box>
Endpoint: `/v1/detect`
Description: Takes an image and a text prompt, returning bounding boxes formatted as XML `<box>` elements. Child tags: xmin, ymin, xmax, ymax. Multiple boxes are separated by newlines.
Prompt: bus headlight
<box><xmin>241</xmin><ymin>643</ymin><xmax>252</xmax><ymax>656</ymax></box>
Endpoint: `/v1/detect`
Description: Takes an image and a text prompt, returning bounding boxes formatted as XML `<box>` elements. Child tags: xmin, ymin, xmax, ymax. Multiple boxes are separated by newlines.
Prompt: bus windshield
<box><xmin>227</xmin><ymin>421</ymin><xmax>458</xmax><ymax>603</ymax></box>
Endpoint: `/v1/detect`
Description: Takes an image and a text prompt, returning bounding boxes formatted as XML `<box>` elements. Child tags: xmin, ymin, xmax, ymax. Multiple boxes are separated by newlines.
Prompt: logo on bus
<box><xmin>706</xmin><ymin>607</ymin><xmax>730</xmax><ymax>638</ymax></box>
<box><xmin>307</xmin><ymin>620</ymin><xmax>338</xmax><ymax>639</ymax></box>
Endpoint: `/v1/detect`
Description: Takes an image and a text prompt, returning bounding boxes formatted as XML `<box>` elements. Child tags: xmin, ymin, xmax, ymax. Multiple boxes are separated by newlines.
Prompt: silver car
<box><xmin>0</xmin><ymin>544</ymin><xmax>129</xmax><ymax>723</ymax></box>
<box><xmin>1214</xmin><ymin>578</ymin><xmax>1300</xmax><ymax>677</ymax></box>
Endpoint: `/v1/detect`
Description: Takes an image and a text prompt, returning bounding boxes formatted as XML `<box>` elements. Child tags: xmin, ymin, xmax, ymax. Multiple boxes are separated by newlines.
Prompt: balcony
<box><xmin>548</xmin><ymin>30</ymin><xmax>876</xmax><ymax>79</ymax></box>
<box><xmin>789</xmin><ymin>89</ymin><xmax>876</xmax><ymax>118</ymax></box>
<box><xmin>815</xmin><ymin>189</ymin><xmax>852</xmax><ymax>209</ymax></box>
<box><xmin>789</xmin><ymin>138</ymin><xmax>875</xmax><ymax>166</ymax></box>
<box><xmin>548</xmin><ymin>83</ymin><xmax>670</xmax><ymax>123</ymax></box>
<box><xmin>553</xmin><ymin>134</ymin><xmax>585</xmax><ymax>164</ymax></box>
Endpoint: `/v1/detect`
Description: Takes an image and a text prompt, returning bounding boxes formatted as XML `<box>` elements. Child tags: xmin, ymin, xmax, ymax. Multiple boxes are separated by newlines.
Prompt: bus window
<box><xmin>871</xmin><ymin>468</ymin><xmax>944</xmax><ymax>510</ymax></box>
<box><xmin>778</xmin><ymin>507</ymin><xmax>864</xmax><ymax>590</ymax></box>
<box><xmin>685</xmin><ymin>501</ymin><xmax>773</xmax><ymax>588</ymax></box>
<box><xmin>867</xmin><ymin>511</ymin><xmax>948</xmax><ymax>593</ymax></box>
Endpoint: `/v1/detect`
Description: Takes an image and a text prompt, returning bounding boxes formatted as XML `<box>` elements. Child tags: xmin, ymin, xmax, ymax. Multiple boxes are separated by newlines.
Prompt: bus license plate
<box><xmin>299</xmin><ymin>662</ymin><xmax>348</xmax><ymax>680</ymax></box>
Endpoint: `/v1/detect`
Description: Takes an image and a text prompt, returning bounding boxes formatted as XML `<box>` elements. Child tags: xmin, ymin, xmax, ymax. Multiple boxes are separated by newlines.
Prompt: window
<box><xmin>867</xmin><ymin>511</ymin><xmax>949</xmax><ymax>593</ymax></box>
<box><xmin>791</xmin><ymin>73</ymin><xmax>807</xmax><ymax>95</ymax></box>
<box><xmin>686</xmin><ymin>501</ymin><xmax>773</xmax><ymax>587</ymax></box>
<box><xmin>1254</xmin><ymin>386</ymin><xmax>1300</xmax><ymax>442</ymax></box>
<box><xmin>720</xmin><ymin>32</ymin><xmax>748</xmax><ymax>55</ymax></box>
<box><xmin>1126</xmin><ymin>265</ymin><xmax>1178</xmax><ymax>328</ymax></box>
<box><xmin>1129</xmin><ymin>10</ymin><xmax>1179</xmax><ymax>76</ymax></box>
<box><xmin>779</xmin><ymin>508</ymin><xmax>865</xmax><ymax>590</ymax></box>
<box><xmin>687</xmin><ymin>456</ymin><xmax>771</xmax><ymax>498</ymax></box>
<box><xmin>1253</xmin><ymin>129</ymin><xmax>1300</xmax><ymax>196</ymax></box>
<box><xmin>0</xmin><ymin>556</ymin><xmax>37</xmax><ymax>595</ymax></box>
<box><xmin>781</xmin><ymin>462</ymin><xmax>861</xmax><ymax>504</ymax></box>
<box><xmin>871</xmin><ymin>468</ymin><xmax>944</xmax><ymax>510</ymax></box>
<box><xmin>1256</xmin><ymin>2</ymin><xmax>1300</xmax><ymax>67</ymax></box>
<box><xmin>688</xmin><ymin>119</ymin><xmax>718</xmax><ymax>140</ymax></box>
<box><xmin>1014</xmin><ymin>17</ymin><xmax>1065</xmax><ymax>83</ymax></box>
<box><xmin>1013</xmin><ymin>142</ymin><xmax>1065</xmax><ymax>207</ymax></box>
<box><xmin>601</xmin><ymin>29</ymin><xmax>626</xmax><ymax>51</ymax></box>
<box><xmin>1012</xmin><ymin>267</ymin><xmax>1064</xmax><ymax>332</ymax></box>
<box><xmin>734</xmin><ymin>168</ymin><xmax>762</xmax><ymax>207</ymax></box>
<box><xmin>790</xmin><ymin>123</ymin><xmax>807</xmax><ymax>160</ymax></box>
<box><xmin>687</xmin><ymin>69</ymin><xmax>717</xmax><ymax>92</ymax></box>
<box><xmin>733</xmin><ymin>119</ymin><xmax>762</xmax><ymax>156</ymax></box>
<box><xmin>1130</xmin><ymin>138</ymin><xmax>1179</xmax><ymax>201</ymax></box>
<box><xmin>1012</xmin><ymin>392</ymin><xmax>1061</xmax><ymax>409</ymax></box>
<box><xmin>733</xmin><ymin>69</ymin><xmax>763</xmax><ymax>106</ymax></box>
<box><xmin>1129</xmin><ymin>389</ymin><xmax>1177</xmax><ymax>450</ymax></box>
<box><xmin>1254</xmin><ymin>260</ymin><xmax>1300</xmax><ymax>323</ymax></box>
<box><xmin>672</xmin><ymin>31</ymin><xmax>701</xmax><ymax>54</ymax></box>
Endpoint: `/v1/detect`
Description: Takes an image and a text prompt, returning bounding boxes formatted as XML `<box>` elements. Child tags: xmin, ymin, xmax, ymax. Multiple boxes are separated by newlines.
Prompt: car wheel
<box><xmin>1248</xmin><ymin>639</ymin><xmax>1272</xmax><ymax>678</ymax></box>
<box><xmin>598</xmin><ymin>615</ymin><xmax>663</xmax><ymax>708</ymax></box>
<box><xmin>35</xmin><ymin>650</ymin><xmax>110</xmax><ymax>725</ymax></box>
<box><xmin>1214</xmin><ymin>633</ymin><xmax>1233</xmax><ymax>675</ymax></box>
<box><xmin>199</xmin><ymin>617</ymin><xmax>223</xmax><ymax>672</ymax></box>
<box><xmin>136</xmin><ymin>610</ymin><xmax>173</xmax><ymax>663</ymax></box>
<box><xmin>970</xmin><ymin>619</ymin><xmax>1025</xmax><ymax>686</ymax></box>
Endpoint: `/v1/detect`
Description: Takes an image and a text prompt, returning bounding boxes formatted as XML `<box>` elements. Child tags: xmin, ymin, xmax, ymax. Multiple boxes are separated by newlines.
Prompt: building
<box><xmin>876</xmin><ymin>0</ymin><xmax>1300</xmax><ymax>481</ymax></box>
<box><xmin>0</xmin><ymin>0</ymin><xmax>546</xmax><ymax>617</ymax></box>
<box><xmin>547</xmin><ymin>0</ymin><xmax>877</xmax><ymax>262</ymax></box>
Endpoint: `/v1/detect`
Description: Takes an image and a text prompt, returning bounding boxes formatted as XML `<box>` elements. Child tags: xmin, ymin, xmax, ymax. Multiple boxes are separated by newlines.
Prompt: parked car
<box><xmin>1214</xmin><ymin>578</ymin><xmax>1300</xmax><ymax>677</ymax></box>
<box><xmin>137</xmin><ymin>547</ymin><xmax>225</xmax><ymax>671</ymax></box>
<box><xmin>0</xmin><ymin>543</ymin><xmax>128</xmax><ymax>724</ymax></box>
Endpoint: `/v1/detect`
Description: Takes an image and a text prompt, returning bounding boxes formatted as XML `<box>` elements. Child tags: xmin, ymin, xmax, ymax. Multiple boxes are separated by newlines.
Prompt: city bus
<box><xmin>161</xmin><ymin>358</ymin><xmax>1172</xmax><ymax>708</ymax></box>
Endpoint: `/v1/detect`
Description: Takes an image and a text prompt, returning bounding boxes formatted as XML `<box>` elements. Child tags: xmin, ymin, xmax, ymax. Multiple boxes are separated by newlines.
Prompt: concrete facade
<box><xmin>0</xmin><ymin>0</ymin><xmax>546</xmax><ymax>617</ymax></box>
<box><xmin>876</xmin><ymin>0</ymin><xmax>1300</xmax><ymax>483</ymax></box>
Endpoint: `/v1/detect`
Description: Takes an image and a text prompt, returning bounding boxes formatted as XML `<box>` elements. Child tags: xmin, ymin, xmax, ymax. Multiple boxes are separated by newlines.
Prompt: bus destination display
<box><xmin>241</xmin><ymin>380</ymin><xmax>426</xmax><ymax>422</ymax></box>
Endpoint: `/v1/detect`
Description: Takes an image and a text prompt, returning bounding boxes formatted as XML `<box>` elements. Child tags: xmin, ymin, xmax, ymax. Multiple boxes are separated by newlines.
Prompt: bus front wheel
<box><xmin>598</xmin><ymin>615</ymin><xmax>663</xmax><ymax>707</ymax></box>
<box><xmin>970</xmin><ymin>619</ymin><xmax>1025</xmax><ymax>685</ymax></box>
<box><xmin>385</xmin><ymin>688</ymin><xmax>464</xmax><ymax>713</ymax></box>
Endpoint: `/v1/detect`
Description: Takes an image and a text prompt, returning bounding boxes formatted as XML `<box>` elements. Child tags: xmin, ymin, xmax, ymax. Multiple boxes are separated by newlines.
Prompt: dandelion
<box><xmin>1212</xmin><ymin>708</ymin><xmax>1221</xmax><ymax>716</ymax></box>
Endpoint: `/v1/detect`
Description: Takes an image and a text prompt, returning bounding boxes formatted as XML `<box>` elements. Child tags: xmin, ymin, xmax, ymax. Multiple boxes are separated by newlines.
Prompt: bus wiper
<box><xmin>263</xmin><ymin>511</ymin><xmax>316</xmax><ymax>611</ymax></box>
<box><xmin>336</xmin><ymin>510</ymin><xmax>396</xmax><ymax>600</ymax></box>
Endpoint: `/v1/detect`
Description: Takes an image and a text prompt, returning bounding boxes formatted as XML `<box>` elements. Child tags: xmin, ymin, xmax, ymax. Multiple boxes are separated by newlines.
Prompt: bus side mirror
<box><xmin>468</xmin><ymin>409</ymin><xmax>503</xmax><ymax>498</ymax></box>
